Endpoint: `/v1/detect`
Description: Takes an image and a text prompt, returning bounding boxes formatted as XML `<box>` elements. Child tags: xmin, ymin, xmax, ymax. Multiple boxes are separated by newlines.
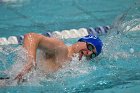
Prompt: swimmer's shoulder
<box><xmin>38</xmin><ymin>35</ymin><xmax>68</xmax><ymax>58</ymax></box>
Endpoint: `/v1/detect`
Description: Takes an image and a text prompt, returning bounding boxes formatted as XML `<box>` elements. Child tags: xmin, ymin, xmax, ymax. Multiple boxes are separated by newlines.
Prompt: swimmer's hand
<box><xmin>14</xmin><ymin>62</ymin><xmax>33</xmax><ymax>83</ymax></box>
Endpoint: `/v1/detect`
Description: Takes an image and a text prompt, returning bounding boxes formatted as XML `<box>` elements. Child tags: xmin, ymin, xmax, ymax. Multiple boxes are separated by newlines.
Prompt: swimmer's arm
<box><xmin>23</xmin><ymin>33</ymin><xmax>65</xmax><ymax>65</ymax></box>
<box><xmin>15</xmin><ymin>33</ymin><xmax>65</xmax><ymax>82</ymax></box>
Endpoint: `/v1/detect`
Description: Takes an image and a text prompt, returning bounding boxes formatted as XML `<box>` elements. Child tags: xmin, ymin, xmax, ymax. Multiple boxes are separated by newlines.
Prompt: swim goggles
<box><xmin>86</xmin><ymin>42</ymin><xmax>97</xmax><ymax>59</ymax></box>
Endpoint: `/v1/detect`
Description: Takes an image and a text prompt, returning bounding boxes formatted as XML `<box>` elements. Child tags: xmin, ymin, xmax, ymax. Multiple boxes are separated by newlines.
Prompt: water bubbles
<box><xmin>82</xmin><ymin>84</ymin><xmax>86</xmax><ymax>87</ymax></box>
<box><xmin>129</xmin><ymin>48</ymin><xmax>134</xmax><ymax>53</ymax></box>
<box><xmin>97</xmin><ymin>80</ymin><xmax>107</xmax><ymax>85</ymax></box>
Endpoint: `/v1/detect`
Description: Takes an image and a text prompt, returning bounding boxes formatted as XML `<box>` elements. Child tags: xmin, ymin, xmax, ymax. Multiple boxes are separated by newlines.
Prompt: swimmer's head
<box><xmin>78</xmin><ymin>34</ymin><xmax>103</xmax><ymax>60</ymax></box>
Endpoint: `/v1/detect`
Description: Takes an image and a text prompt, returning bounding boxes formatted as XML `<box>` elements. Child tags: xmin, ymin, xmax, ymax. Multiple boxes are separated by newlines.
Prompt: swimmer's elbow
<box><xmin>24</xmin><ymin>33</ymin><xmax>43</xmax><ymax>44</ymax></box>
<box><xmin>24</xmin><ymin>33</ymin><xmax>42</xmax><ymax>39</ymax></box>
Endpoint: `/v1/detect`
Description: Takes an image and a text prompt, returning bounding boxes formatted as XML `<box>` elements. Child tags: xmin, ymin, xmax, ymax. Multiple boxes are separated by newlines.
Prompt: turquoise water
<box><xmin>0</xmin><ymin>0</ymin><xmax>137</xmax><ymax>37</ymax></box>
<box><xmin>0</xmin><ymin>0</ymin><xmax>140</xmax><ymax>93</ymax></box>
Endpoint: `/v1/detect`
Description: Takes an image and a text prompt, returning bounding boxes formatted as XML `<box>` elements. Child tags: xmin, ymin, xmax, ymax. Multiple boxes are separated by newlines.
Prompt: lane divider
<box><xmin>0</xmin><ymin>25</ymin><xmax>119</xmax><ymax>45</ymax></box>
<box><xmin>1</xmin><ymin>25</ymin><xmax>139</xmax><ymax>45</ymax></box>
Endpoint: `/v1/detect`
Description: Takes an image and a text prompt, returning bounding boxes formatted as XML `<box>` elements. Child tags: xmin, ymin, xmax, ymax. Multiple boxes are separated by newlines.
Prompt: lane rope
<box><xmin>0</xmin><ymin>25</ymin><xmax>139</xmax><ymax>45</ymax></box>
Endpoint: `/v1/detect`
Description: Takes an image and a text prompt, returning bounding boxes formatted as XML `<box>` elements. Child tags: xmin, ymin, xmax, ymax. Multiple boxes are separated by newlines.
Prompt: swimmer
<box><xmin>14</xmin><ymin>33</ymin><xmax>103</xmax><ymax>83</ymax></box>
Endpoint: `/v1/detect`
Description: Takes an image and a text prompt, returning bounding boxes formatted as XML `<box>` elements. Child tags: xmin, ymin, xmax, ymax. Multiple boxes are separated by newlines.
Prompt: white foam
<box><xmin>126</xmin><ymin>25</ymin><xmax>140</xmax><ymax>31</ymax></box>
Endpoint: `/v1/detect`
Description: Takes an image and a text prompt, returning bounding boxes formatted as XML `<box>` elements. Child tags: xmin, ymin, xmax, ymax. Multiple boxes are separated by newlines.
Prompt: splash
<box><xmin>0</xmin><ymin>44</ymin><xmax>97</xmax><ymax>87</ymax></box>
<box><xmin>102</xmin><ymin>2</ymin><xmax>140</xmax><ymax>61</ymax></box>
<box><xmin>112</xmin><ymin>2</ymin><xmax>140</xmax><ymax>33</ymax></box>
<box><xmin>0</xmin><ymin>45</ymin><xmax>27</xmax><ymax>86</ymax></box>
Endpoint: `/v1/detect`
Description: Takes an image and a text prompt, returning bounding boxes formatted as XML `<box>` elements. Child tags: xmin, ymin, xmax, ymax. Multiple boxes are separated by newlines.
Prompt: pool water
<box><xmin>0</xmin><ymin>0</ymin><xmax>140</xmax><ymax>93</ymax></box>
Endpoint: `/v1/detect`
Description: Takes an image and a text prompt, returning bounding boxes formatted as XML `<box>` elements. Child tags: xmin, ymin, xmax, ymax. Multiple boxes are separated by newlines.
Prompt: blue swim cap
<box><xmin>78</xmin><ymin>34</ymin><xmax>103</xmax><ymax>56</ymax></box>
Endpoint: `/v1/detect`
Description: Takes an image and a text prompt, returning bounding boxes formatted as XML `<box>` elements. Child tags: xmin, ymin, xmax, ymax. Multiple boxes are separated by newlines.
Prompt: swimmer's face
<box><xmin>79</xmin><ymin>43</ymin><xmax>96</xmax><ymax>60</ymax></box>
